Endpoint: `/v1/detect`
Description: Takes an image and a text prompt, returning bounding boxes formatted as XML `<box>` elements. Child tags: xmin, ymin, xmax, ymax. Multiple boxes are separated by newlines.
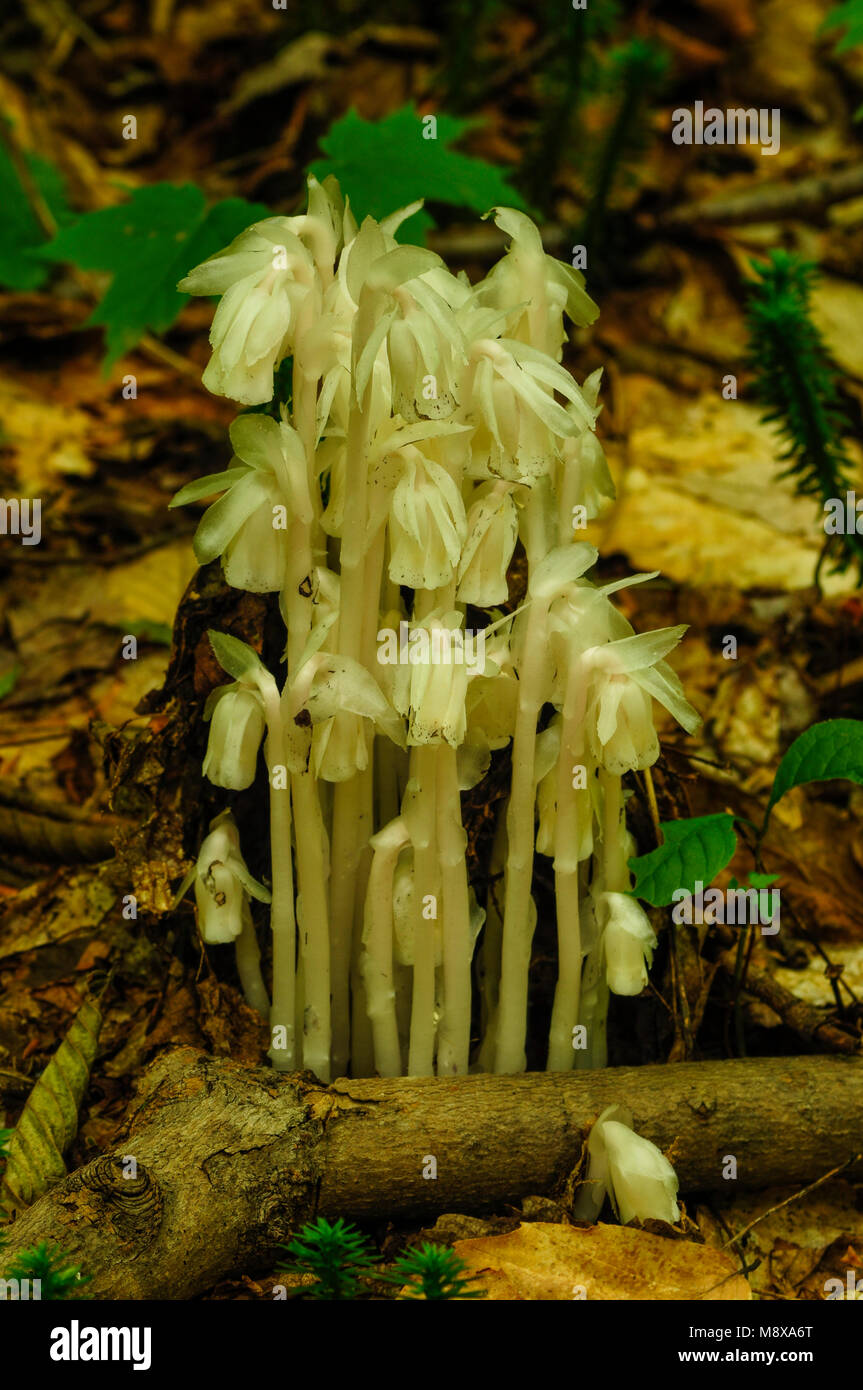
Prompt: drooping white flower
<box><xmin>169</xmin><ymin>414</ymin><xmax>311</xmax><ymax>593</ymax></box>
<box><xmin>573</xmin><ymin>1105</ymin><xmax>680</xmax><ymax>1225</ymax></box>
<box><xmin>179</xmin><ymin>223</ymin><xmax>316</xmax><ymax>405</ymax></box>
<box><xmin>392</xmin><ymin>611</ymin><xmax>474</xmax><ymax>747</ymax></box>
<box><xmin>456</xmin><ymin>481</ymin><xmax>519</xmax><ymax>606</ymax></box>
<box><xmin>385</xmin><ymin>272</ymin><xmax>466</xmax><ymax>422</ymax></box>
<box><xmin>177</xmin><ymin>176</ymin><xmax>350</xmax><ymax>405</ymax></box>
<box><xmin>463</xmin><ymin>624</ymin><xmax>517</xmax><ymax>752</ymax></box>
<box><xmin>556</xmin><ymin>376</ymin><xmax>616</xmax><ymax>528</ymax></box>
<box><xmin>388</xmin><ymin>447</ymin><xmax>467</xmax><ymax>589</ymax></box>
<box><xmin>596</xmin><ymin>891</ymin><xmax>657</xmax><ymax>994</ymax></box>
<box><xmin>581</xmin><ymin>627</ymin><xmax>701</xmax><ymax>775</ymax></box>
<box><xmin>203</xmin><ymin>684</ymin><xmax>266</xmax><ymax>790</ymax></box>
<box><xmin>184</xmin><ymin>812</ymin><xmax>271</xmax><ymax>945</ymax></box>
<box><xmin>460</xmin><ymin>337</ymin><xmax>596</xmax><ymax>481</ymax></box>
<box><xmin>477</xmin><ymin>206</ymin><xmax>599</xmax><ymax>359</ymax></box>
<box><xmin>286</xmin><ymin>651</ymin><xmax>405</xmax><ymax>781</ymax></box>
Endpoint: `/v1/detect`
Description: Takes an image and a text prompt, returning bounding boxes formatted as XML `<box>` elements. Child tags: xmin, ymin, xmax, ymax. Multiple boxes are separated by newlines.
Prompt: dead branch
<box><xmin>3</xmin><ymin>1048</ymin><xmax>861</xmax><ymax>1299</ymax></box>
<box><xmin>661</xmin><ymin>163</ymin><xmax>863</xmax><ymax>228</ymax></box>
<box><xmin>717</xmin><ymin>944</ymin><xmax>861</xmax><ymax>1054</ymax></box>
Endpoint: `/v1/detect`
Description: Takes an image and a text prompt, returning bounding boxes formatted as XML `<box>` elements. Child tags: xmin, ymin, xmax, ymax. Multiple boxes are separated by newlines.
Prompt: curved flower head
<box><xmin>582</xmin><ymin>626</ymin><xmax>701</xmax><ymax>775</ymax></box>
<box><xmin>183</xmin><ymin>812</ymin><xmax>271</xmax><ymax>945</ymax></box>
<box><xmin>169</xmin><ymin>414</ymin><xmax>311</xmax><ymax>593</ymax></box>
<box><xmin>461</xmin><ymin>337</ymin><xmax>596</xmax><ymax>481</ymax></box>
<box><xmin>478</xmin><ymin>206</ymin><xmax>599</xmax><ymax>359</ymax></box>
<box><xmin>456</xmin><ymin>481</ymin><xmax>519</xmax><ymax>606</ymax></box>
<box><xmin>388</xmin><ymin>447</ymin><xmax>467</xmax><ymax>589</ymax></box>
<box><xmin>392</xmin><ymin>611</ymin><xmax>480</xmax><ymax>747</ymax></box>
<box><xmin>286</xmin><ymin>651</ymin><xmax>405</xmax><ymax>781</ymax></box>
<box><xmin>179</xmin><ymin>220</ymin><xmax>317</xmax><ymax>405</ymax></box>
<box><xmin>386</xmin><ymin>271</ymin><xmax>466</xmax><ymax>423</ymax></box>
<box><xmin>177</xmin><ymin>177</ymin><xmax>351</xmax><ymax>405</ymax></box>
<box><xmin>596</xmin><ymin>891</ymin><xmax>657</xmax><ymax>994</ymax></box>
<box><xmin>203</xmin><ymin>684</ymin><xmax>266</xmax><ymax>790</ymax></box>
<box><xmin>463</xmin><ymin>621</ymin><xmax>517</xmax><ymax>752</ymax></box>
<box><xmin>573</xmin><ymin>1104</ymin><xmax>680</xmax><ymax>1226</ymax></box>
<box><xmin>556</xmin><ymin>378</ymin><xmax>616</xmax><ymax>530</ymax></box>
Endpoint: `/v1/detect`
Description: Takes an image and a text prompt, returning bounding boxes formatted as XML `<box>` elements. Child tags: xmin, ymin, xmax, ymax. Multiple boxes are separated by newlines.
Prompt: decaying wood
<box><xmin>3</xmin><ymin>1047</ymin><xmax>862</xmax><ymax>1300</ymax></box>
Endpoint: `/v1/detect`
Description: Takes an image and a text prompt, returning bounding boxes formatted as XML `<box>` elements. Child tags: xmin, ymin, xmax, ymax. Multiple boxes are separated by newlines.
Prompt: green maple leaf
<box><xmin>39</xmin><ymin>184</ymin><xmax>270</xmax><ymax>368</ymax></box>
<box><xmin>310</xmin><ymin>104</ymin><xmax>527</xmax><ymax>244</ymax></box>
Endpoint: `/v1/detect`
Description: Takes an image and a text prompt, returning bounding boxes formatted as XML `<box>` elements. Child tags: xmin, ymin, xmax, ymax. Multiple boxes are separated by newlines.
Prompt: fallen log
<box><xmin>4</xmin><ymin>1047</ymin><xmax>862</xmax><ymax>1299</ymax></box>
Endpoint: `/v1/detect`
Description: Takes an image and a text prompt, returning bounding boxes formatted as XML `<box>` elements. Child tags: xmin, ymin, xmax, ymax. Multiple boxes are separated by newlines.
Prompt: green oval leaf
<box><xmin>765</xmin><ymin>718</ymin><xmax>863</xmax><ymax>828</ymax></box>
<box><xmin>629</xmin><ymin>812</ymin><xmax>738</xmax><ymax>907</ymax></box>
<box><xmin>208</xmin><ymin>630</ymin><xmax>264</xmax><ymax>683</ymax></box>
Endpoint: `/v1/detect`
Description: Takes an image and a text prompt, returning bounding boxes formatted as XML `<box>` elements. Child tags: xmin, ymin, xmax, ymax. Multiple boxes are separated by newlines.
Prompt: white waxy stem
<box><xmin>361</xmin><ymin>817</ymin><xmax>410</xmax><ymax>1077</ymax></box>
<box><xmin>546</xmin><ymin>650</ymin><xmax>589</xmax><ymax>1073</ymax></box>
<box><xmin>234</xmin><ymin>902</ymin><xmax>270</xmax><ymax>1017</ymax></box>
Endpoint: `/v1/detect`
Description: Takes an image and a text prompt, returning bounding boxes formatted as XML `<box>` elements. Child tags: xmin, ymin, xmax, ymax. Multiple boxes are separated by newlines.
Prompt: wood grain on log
<box><xmin>4</xmin><ymin>1047</ymin><xmax>862</xmax><ymax>1299</ymax></box>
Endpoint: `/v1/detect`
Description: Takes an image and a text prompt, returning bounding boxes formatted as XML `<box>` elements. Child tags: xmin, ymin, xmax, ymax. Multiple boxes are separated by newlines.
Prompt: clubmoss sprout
<box><xmin>3</xmin><ymin>1241</ymin><xmax>91</xmax><ymax>1299</ymax></box>
<box><xmin>277</xmin><ymin>1217</ymin><xmax>378</xmax><ymax>1299</ymax></box>
<box><xmin>744</xmin><ymin>249</ymin><xmax>863</xmax><ymax>584</ymax></box>
<box><xmin>387</xmin><ymin>1241</ymin><xmax>485</xmax><ymax>1299</ymax></box>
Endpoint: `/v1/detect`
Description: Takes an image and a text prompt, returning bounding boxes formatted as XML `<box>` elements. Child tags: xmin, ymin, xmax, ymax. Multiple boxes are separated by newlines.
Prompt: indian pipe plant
<box><xmin>170</xmin><ymin>175</ymin><xmax>701</xmax><ymax>1095</ymax></box>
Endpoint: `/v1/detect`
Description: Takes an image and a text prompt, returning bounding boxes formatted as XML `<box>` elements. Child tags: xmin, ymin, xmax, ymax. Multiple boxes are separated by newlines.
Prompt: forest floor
<box><xmin>0</xmin><ymin>0</ymin><xmax>862</xmax><ymax>1300</ymax></box>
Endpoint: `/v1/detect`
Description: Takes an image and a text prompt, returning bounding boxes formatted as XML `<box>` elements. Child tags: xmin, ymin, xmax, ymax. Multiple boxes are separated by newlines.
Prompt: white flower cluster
<box><xmin>170</xmin><ymin>177</ymin><xmax>700</xmax><ymax>1092</ymax></box>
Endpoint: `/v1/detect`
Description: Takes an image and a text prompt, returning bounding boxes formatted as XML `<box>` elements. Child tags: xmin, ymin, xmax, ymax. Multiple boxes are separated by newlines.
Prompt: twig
<box><xmin>641</xmin><ymin>766</ymin><xmax>663</xmax><ymax>846</ymax></box>
<box><xmin>0</xmin><ymin>119</ymin><xmax>58</xmax><ymax>239</ymax></box>
<box><xmin>427</xmin><ymin>223</ymin><xmax>569</xmax><ymax>263</ymax></box>
<box><xmin>721</xmin><ymin>1152</ymin><xmax>863</xmax><ymax>1250</ymax></box>
<box><xmin>0</xmin><ymin>1068</ymin><xmax>34</xmax><ymax>1098</ymax></box>
<box><xmin>717</xmin><ymin>934</ymin><xmax>861</xmax><ymax>1054</ymax></box>
<box><xmin>661</xmin><ymin>163</ymin><xmax>863</xmax><ymax>229</ymax></box>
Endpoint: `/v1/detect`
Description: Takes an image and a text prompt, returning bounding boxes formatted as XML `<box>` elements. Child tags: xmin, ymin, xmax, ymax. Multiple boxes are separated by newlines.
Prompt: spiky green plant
<box><xmin>3</xmin><ymin>1241</ymin><xmax>90</xmax><ymax>1299</ymax></box>
<box><xmin>388</xmin><ymin>1241</ymin><xmax>486</xmax><ymax>1300</ymax></box>
<box><xmin>277</xmin><ymin>1217</ymin><xmax>378</xmax><ymax>1299</ymax></box>
<box><xmin>580</xmin><ymin>37</ymin><xmax>669</xmax><ymax>254</ymax></box>
<box><xmin>744</xmin><ymin>250</ymin><xmax>862</xmax><ymax>582</ymax></box>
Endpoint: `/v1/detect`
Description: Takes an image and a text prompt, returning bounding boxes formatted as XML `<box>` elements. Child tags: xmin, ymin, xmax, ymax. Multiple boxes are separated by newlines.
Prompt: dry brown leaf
<box><xmin>588</xmin><ymin>383</ymin><xmax>859</xmax><ymax>595</ymax></box>
<box><xmin>451</xmin><ymin>1222</ymin><xmax>752</xmax><ymax>1300</ymax></box>
<box><xmin>700</xmin><ymin>1182</ymin><xmax>863</xmax><ymax>1301</ymax></box>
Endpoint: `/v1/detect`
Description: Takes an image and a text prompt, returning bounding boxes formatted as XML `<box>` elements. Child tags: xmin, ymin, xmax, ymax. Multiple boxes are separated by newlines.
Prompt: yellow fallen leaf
<box><xmin>451</xmin><ymin>1222</ymin><xmax>752</xmax><ymax>1301</ymax></box>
